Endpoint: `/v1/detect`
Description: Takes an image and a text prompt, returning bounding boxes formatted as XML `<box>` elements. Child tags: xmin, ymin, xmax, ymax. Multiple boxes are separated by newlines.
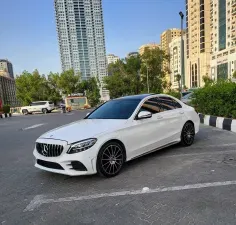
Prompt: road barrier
<box><xmin>199</xmin><ymin>113</ymin><xmax>236</xmax><ymax>133</ymax></box>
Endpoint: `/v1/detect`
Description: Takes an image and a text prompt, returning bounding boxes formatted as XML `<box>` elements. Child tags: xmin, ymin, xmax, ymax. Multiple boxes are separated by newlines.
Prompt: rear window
<box><xmin>31</xmin><ymin>102</ymin><xmax>46</xmax><ymax>106</ymax></box>
<box><xmin>49</xmin><ymin>101</ymin><xmax>53</xmax><ymax>104</ymax></box>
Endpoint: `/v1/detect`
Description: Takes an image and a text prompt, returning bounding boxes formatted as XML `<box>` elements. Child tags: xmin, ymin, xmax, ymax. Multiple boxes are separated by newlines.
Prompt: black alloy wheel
<box><xmin>181</xmin><ymin>122</ymin><xmax>195</xmax><ymax>146</ymax></box>
<box><xmin>22</xmin><ymin>109</ymin><xmax>28</xmax><ymax>115</ymax></box>
<box><xmin>97</xmin><ymin>142</ymin><xmax>125</xmax><ymax>178</ymax></box>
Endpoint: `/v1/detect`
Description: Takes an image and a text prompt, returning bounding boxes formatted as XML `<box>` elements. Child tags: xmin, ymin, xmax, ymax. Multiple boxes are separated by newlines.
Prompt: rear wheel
<box><xmin>42</xmin><ymin>108</ymin><xmax>48</xmax><ymax>114</ymax></box>
<box><xmin>96</xmin><ymin>142</ymin><xmax>125</xmax><ymax>178</ymax></box>
<box><xmin>181</xmin><ymin>122</ymin><xmax>195</xmax><ymax>146</ymax></box>
<box><xmin>22</xmin><ymin>109</ymin><xmax>28</xmax><ymax>115</ymax></box>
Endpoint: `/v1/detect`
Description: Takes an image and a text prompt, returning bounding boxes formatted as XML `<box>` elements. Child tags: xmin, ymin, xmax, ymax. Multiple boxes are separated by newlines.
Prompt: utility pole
<box><xmin>147</xmin><ymin>65</ymin><xmax>149</xmax><ymax>93</ymax></box>
<box><xmin>179</xmin><ymin>11</ymin><xmax>184</xmax><ymax>97</ymax></box>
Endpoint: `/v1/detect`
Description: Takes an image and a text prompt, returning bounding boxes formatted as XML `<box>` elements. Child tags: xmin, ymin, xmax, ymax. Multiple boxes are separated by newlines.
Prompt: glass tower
<box><xmin>54</xmin><ymin>0</ymin><xmax>107</xmax><ymax>84</ymax></box>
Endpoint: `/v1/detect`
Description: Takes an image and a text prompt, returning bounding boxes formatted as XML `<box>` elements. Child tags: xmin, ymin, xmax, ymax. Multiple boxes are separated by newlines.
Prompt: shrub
<box><xmin>166</xmin><ymin>90</ymin><xmax>181</xmax><ymax>100</ymax></box>
<box><xmin>2</xmin><ymin>105</ymin><xmax>10</xmax><ymax>114</ymax></box>
<box><xmin>191</xmin><ymin>80</ymin><xmax>236</xmax><ymax>118</ymax></box>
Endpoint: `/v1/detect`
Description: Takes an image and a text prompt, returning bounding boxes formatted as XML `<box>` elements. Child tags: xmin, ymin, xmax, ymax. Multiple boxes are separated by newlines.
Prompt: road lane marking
<box><xmin>160</xmin><ymin>149</ymin><xmax>236</xmax><ymax>159</ymax></box>
<box><xmin>21</xmin><ymin>124</ymin><xmax>45</xmax><ymax>131</ymax></box>
<box><xmin>24</xmin><ymin>180</ymin><xmax>236</xmax><ymax>212</ymax></box>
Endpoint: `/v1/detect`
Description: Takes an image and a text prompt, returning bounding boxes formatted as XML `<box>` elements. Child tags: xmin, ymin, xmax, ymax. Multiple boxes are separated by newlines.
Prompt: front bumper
<box><xmin>33</xmin><ymin>139</ymin><xmax>98</xmax><ymax>176</ymax></box>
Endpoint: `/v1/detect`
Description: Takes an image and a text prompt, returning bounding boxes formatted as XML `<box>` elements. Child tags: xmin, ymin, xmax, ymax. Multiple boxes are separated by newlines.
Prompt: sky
<box><xmin>0</xmin><ymin>0</ymin><xmax>185</xmax><ymax>76</ymax></box>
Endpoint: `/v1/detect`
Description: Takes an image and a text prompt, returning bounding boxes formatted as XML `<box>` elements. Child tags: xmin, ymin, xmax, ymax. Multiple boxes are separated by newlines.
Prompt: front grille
<box><xmin>36</xmin><ymin>143</ymin><xmax>64</xmax><ymax>157</ymax></box>
<box><xmin>37</xmin><ymin>159</ymin><xmax>64</xmax><ymax>170</ymax></box>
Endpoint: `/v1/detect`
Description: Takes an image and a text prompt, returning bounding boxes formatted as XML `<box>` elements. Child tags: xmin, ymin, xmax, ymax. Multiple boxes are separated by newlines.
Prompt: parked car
<box><xmin>181</xmin><ymin>92</ymin><xmax>194</xmax><ymax>105</ymax></box>
<box><xmin>34</xmin><ymin>94</ymin><xmax>200</xmax><ymax>178</ymax></box>
<box><xmin>21</xmin><ymin>101</ymin><xmax>55</xmax><ymax>115</ymax></box>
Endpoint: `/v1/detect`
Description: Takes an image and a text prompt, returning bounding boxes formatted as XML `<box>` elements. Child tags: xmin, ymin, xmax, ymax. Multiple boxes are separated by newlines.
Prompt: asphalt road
<box><xmin>1</xmin><ymin>111</ymin><xmax>236</xmax><ymax>225</ymax></box>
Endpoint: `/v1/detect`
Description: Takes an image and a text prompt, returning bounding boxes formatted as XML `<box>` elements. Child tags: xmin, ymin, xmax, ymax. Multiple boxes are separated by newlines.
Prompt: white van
<box><xmin>21</xmin><ymin>101</ymin><xmax>55</xmax><ymax>115</ymax></box>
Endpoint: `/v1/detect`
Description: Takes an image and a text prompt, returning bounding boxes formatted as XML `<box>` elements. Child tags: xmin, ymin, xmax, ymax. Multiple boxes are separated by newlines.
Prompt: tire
<box><xmin>181</xmin><ymin>122</ymin><xmax>195</xmax><ymax>146</ymax></box>
<box><xmin>96</xmin><ymin>142</ymin><xmax>125</xmax><ymax>178</ymax></box>
<box><xmin>42</xmin><ymin>108</ymin><xmax>48</xmax><ymax>114</ymax></box>
<box><xmin>22</xmin><ymin>109</ymin><xmax>28</xmax><ymax>115</ymax></box>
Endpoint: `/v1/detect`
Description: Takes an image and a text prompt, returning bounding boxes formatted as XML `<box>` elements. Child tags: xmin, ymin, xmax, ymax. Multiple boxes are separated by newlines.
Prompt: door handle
<box><xmin>157</xmin><ymin>115</ymin><xmax>163</xmax><ymax>119</ymax></box>
<box><xmin>179</xmin><ymin>111</ymin><xmax>184</xmax><ymax>114</ymax></box>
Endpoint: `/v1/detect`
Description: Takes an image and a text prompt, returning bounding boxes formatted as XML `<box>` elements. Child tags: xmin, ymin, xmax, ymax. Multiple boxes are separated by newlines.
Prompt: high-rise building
<box><xmin>210</xmin><ymin>0</ymin><xmax>236</xmax><ymax>80</ymax></box>
<box><xmin>169</xmin><ymin>36</ymin><xmax>186</xmax><ymax>89</ymax></box>
<box><xmin>127</xmin><ymin>52</ymin><xmax>139</xmax><ymax>58</ymax></box>
<box><xmin>185</xmin><ymin>0</ymin><xmax>211</xmax><ymax>88</ymax></box>
<box><xmin>161</xmin><ymin>29</ymin><xmax>182</xmax><ymax>82</ymax></box>
<box><xmin>139</xmin><ymin>43</ymin><xmax>160</xmax><ymax>55</ymax></box>
<box><xmin>54</xmin><ymin>0</ymin><xmax>108</xmax><ymax>99</ymax></box>
<box><xmin>0</xmin><ymin>75</ymin><xmax>18</xmax><ymax>107</ymax></box>
<box><xmin>0</xmin><ymin>59</ymin><xmax>14</xmax><ymax>79</ymax></box>
<box><xmin>106</xmin><ymin>54</ymin><xmax>120</xmax><ymax>65</ymax></box>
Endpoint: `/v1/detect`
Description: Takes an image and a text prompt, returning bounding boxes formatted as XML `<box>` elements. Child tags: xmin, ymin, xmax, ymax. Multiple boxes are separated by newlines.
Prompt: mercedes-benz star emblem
<box><xmin>42</xmin><ymin>144</ymin><xmax>49</xmax><ymax>156</ymax></box>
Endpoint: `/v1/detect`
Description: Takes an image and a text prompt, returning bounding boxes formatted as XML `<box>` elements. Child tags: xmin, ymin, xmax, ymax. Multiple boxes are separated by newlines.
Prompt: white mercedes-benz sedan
<box><xmin>34</xmin><ymin>94</ymin><xmax>200</xmax><ymax>178</ymax></box>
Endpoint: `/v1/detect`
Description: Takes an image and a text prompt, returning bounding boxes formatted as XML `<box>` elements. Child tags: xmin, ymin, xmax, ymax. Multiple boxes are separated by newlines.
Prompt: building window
<box><xmin>217</xmin><ymin>63</ymin><xmax>228</xmax><ymax>80</ymax></box>
<box><xmin>218</xmin><ymin>0</ymin><xmax>226</xmax><ymax>51</ymax></box>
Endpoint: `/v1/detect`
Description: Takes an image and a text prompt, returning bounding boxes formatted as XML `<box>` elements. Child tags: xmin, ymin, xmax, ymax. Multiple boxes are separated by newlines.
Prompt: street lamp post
<box><xmin>146</xmin><ymin>65</ymin><xmax>150</xmax><ymax>93</ymax></box>
<box><xmin>179</xmin><ymin>11</ymin><xmax>184</xmax><ymax>97</ymax></box>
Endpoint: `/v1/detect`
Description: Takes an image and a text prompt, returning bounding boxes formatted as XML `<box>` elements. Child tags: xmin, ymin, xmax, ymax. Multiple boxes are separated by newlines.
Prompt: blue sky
<box><xmin>0</xmin><ymin>0</ymin><xmax>185</xmax><ymax>76</ymax></box>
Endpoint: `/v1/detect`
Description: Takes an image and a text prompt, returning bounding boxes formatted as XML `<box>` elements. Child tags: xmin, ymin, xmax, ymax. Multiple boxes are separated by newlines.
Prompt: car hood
<box><xmin>39</xmin><ymin>119</ymin><xmax>127</xmax><ymax>144</ymax></box>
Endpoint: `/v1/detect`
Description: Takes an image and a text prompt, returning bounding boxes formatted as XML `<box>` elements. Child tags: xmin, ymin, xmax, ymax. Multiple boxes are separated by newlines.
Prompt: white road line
<box><xmin>161</xmin><ymin>149</ymin><xmax>236</xmax><ymax>159</ymax></box>
<box><xmin>24</xmin><ymin>180</ymin><xmax>236</xmax><ymax>212</ymax></box>
<box><xmin>191</xmin><ymin>143</ymin><xmax>236</xmax><ymax>148</ymax></box>
<box><xmin>21</xmin><ymin>123</ymin><xmax>45</xmax><ymax>130</ymax></box>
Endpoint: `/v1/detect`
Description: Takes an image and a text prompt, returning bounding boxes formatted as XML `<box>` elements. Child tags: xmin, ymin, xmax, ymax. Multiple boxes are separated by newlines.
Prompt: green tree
<box><xmin>232</xmin><ymin>71</ymin><xmax>236</xmax><ymax>79</ymax></box>
<box><xmin>58</xmin><ymin>69</ymin><xmax>80</xmax><ymax>95</ymax></box>
<box><xmin>202</xmin><ymin>75</ymin><xmax>214</xmax><ymax>87</ymax></box>
<box><xmin>105</xmin><ymin>56</ymin><xmax>142</xmax><ymax>98</ymax></box>
<box><xmin>85</xmin><ymin>78</ymin><xmax>101</xmax><ymax>107</ymax></box>
<box><xmin>15</xmin><ymin>70</ymin><xmax>48</xmax><ymax>105</ymax></box>
<box><xmin>140</xmin><ymin>47</ymin><xmax>169</xmax><ymax>93</ymax></box>
<box><xmin>46</xmin><ymin>72</ymin><xmax>62</xmax><ymax>103</ymax></box>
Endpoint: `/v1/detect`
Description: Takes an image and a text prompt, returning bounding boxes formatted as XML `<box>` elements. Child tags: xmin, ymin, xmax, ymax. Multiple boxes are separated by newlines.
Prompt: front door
<box><xmin>124</xmin><ymin>97</ymin><xmax>169</xmax><ymax>160</ymax></box>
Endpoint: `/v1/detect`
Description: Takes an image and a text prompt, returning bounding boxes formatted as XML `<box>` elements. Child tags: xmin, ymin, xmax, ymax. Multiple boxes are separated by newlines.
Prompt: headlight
<box><xmin>67</xmin><ymin>139</ymin><xmax>97</xmax><ymax>154</ymax></box>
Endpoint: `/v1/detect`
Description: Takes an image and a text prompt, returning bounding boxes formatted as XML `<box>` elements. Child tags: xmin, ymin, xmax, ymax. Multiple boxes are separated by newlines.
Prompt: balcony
<box><xmin>232</xmin><ymin>33</ymin><xmax>236</xmax><ymax>40</ymax></box>
<box><xmin>232</xmin><ymin>0</ymin><xmax>236</xmax><ymax>7</ymax></box>
<box><xmin>232</xmin><ymin>8</ymin><xmax>236</xmax><ymax>16</ymax></box>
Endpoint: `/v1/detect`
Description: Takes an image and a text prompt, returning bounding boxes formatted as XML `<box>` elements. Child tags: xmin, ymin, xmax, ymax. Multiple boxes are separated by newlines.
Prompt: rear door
<box><xmin>156</xmin><ymin>96</ymin><xmax>186</xmax><ymax>143</ymax></box>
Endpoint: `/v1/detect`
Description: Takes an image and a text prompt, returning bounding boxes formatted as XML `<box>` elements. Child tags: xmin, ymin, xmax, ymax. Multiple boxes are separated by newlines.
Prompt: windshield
<box><xmin>87</xmin><ymin>99</ymin><xmax>141</xmax><ymax>119</ymax></box>
<box><xmin>182</xmin><ymin>92</ymin><xmax>193</xmax><ymax>99</ymax></box>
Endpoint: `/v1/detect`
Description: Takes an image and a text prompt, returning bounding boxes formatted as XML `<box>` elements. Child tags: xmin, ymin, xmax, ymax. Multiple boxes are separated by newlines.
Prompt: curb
<box><xmin>0</xmin><ymin>113</ymin><xmax>12</xmax><ymax>119</ymax></box>
<box><xmin>199</xmin><ymin>113</ymin><xmax>236</xmax><ymax>133</ymax></box>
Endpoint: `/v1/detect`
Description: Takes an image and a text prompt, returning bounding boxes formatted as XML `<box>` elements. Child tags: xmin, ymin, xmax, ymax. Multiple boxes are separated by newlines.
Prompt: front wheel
<box><xmin>181</xmin><ymin>122</ymin><xmax>195</xmax><ymax>146</ymax></box>
<box><xmin>42</xmin><ymin>108</ymin><xmax>48</xmax><ymax>114</ymax></box>
<box><xmin>96</xmin><ymin>142</ymin><xmax>125</xmax><ymax>178</ymax></box>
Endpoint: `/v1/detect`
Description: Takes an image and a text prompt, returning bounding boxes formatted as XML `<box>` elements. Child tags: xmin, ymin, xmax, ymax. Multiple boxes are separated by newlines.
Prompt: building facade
<box><xmin>169</xmin><ymin>36</ymin><xmax>186</xmax><ymax>89</ymax></box>
<box><xmin>210</xmin><ymin>0</ymin><xmax>236</xmax><ymax>80</ymax></box>
<box><xmin>106</xmin><ymin>54</ymin><xmax>120</xmax><ymax>65</ymax></box>
<box><xmin>139</xmin><ymin>43</ymin><xmax>160</xmax><ymax>55</ymax></box>
<box><xmin>185</xmin><ymin>0</ymin><xmax>211</xmax><ymax>88</ymax></box>
<box><xmin>0</xmin><ymin>59</ymin><xmax>14</xmax><ymax>79</ymax></box>
<box><xmin>161</xmin><ymin>29</ymin><xmax>182</xmax><ymax>82</ymax></box>
<box><xmin>54</xmin><ymin>0</ymin><xmax>108</xmax><ymax>100</ymax></box>
<box><xmin>0</xmin><ymin>75</ymin><xmax>18</xmax><ymax>107</ymax></box>
<box><xmin>127</xmin><ymin>52</ymin><xmax>139</xmax><ymax>58</ymax></box>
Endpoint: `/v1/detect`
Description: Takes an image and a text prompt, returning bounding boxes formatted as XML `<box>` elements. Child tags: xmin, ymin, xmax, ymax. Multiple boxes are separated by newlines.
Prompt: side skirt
<box><xmin>129</xmin><ymin>140</ymin><xmax>180</xmax><ymax>161</ymax></box>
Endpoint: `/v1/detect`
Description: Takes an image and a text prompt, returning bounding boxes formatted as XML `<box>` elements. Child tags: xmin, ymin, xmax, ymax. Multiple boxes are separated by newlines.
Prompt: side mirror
<box><xmin>137</xmin><ymin>111</ymin><xmax>152</xmax><ymax>120</ymax></box>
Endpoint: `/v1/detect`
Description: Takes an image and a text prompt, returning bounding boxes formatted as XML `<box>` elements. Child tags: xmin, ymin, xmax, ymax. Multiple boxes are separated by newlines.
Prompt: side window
<box><xmin>157</xmin><ymin>97</ymin><xmax>182</xmax><ymax>110</ymax></box>
<box><xmin>157</xmin><ymin>97</ymin><xmax>175</xmax><ymax>111</ymax></box>
<box><xmin>172</xmin><ymin>99</ymin><xmax>182</xmax><ymax>108</ymax></box>
<box><xmin>139</xmin><ymin>98</ymin><xmax>163</xmax><ymax>114</ymax></box>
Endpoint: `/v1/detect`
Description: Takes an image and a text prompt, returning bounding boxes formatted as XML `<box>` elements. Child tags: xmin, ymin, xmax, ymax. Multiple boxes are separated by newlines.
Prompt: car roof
<box><xmin>116</xmin><ymin>94</ymin><xmax>154</xmax><ymax>100</ymax></box>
